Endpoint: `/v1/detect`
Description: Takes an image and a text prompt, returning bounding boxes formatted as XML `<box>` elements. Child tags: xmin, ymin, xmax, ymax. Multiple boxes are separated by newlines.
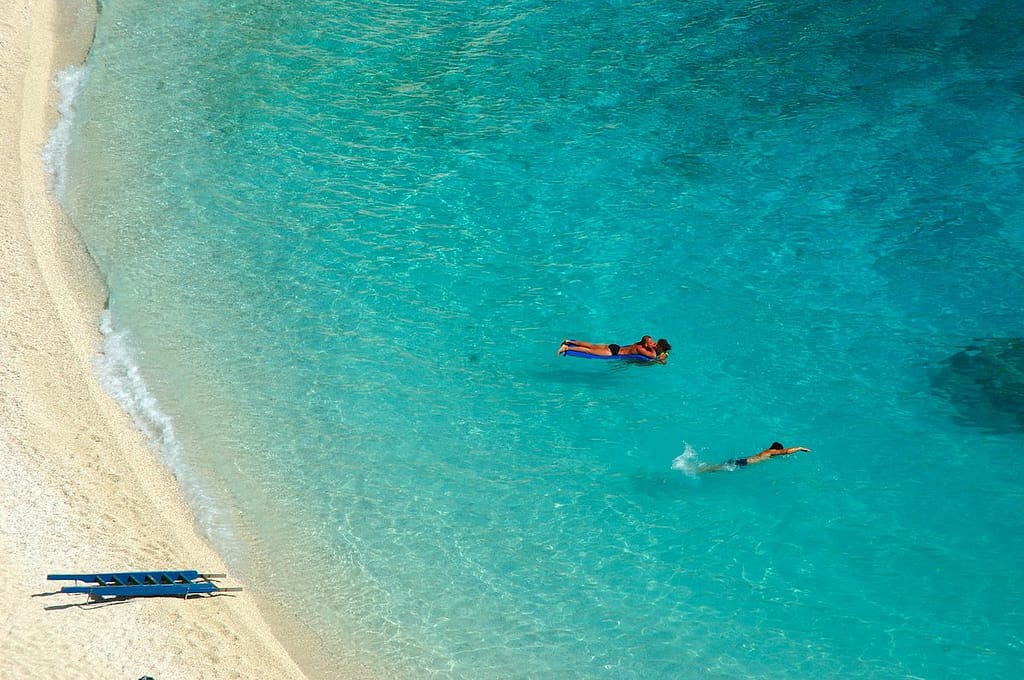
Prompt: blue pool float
<box><xmin>561</xmin><ymin>350</ymin><xmax>654</xmax><ymax>362</ymax></box>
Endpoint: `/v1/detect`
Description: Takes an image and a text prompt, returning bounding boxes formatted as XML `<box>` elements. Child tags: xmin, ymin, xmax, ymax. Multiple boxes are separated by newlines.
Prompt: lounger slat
<box><xmin>60</xmin><ymin>582</ymin><xmax>220</xmax><ymax>598</ymax></box>
<box><xmin>47</xmin><ymin>570</ymin><xmax>203</xmax><ymax>584</ymax></box>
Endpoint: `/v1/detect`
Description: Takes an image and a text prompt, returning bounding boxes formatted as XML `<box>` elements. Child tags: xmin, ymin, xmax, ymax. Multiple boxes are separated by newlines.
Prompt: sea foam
<box><xmin>94</xmin><ymin>310</ymin><xmax>243</xmax><ymax>562</ymax></box>
<box><xmin>43</xmin><ymin>66</ymin><xmax>88</xmax><ymax>203</ymax></box>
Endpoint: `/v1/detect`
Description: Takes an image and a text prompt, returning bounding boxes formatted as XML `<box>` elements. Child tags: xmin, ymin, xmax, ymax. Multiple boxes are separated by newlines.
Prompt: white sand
<box><xmin>0</xmin><ymin>2</ymin><xmax>341</xmax><ymax>678</ymax></box>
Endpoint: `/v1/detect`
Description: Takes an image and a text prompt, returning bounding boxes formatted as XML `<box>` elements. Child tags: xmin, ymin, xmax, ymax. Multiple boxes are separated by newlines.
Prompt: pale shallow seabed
<box><xmin>59</xmin><ymin>0</ymin><xmax>1023</xmax><ymax>677</ymax></box>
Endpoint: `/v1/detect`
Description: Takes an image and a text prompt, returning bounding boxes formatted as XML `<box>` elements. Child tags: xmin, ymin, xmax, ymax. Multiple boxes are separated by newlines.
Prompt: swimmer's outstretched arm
<box><xmin>750</xmin><ymin>446</ymin><xmax>810</xmax><ymax>464</ymax></box>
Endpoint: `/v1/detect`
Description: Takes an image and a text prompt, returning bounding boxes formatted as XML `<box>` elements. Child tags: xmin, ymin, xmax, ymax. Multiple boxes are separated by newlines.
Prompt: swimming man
<box><xmin>698</xmin><ymin>442</ymin><xmax>811</xmax><ymax>473</ymax></box>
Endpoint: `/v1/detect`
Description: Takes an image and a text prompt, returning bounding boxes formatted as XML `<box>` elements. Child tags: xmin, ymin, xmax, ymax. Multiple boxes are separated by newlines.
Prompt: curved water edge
<box><xmin>45</xmin><ymin>56</ymin><xmax>244</xmax><ymax>561</ymax></box>
<box><xmin>42</xmin><ymin>38</ymin><xmax>339</xmax><ymax>679</ymax></box>
<box><xmin>94</xmin><ymin>310</ymin><xmax>243</xmax><ymax>557</ymax></box>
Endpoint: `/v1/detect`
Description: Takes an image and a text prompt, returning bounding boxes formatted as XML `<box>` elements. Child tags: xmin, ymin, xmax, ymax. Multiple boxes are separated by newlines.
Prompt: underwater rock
<box><xmin>932</xmin><ymin>338</ymin><xmax>1024</xmax><ymax>433</ymax></box>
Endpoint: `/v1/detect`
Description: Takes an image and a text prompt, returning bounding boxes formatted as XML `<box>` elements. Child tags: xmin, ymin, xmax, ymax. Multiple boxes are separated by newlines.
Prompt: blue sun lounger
<box><xmin>47</xmin><ymin>570</ymin><xmax>242</xmax><ymax>600</ymax></box>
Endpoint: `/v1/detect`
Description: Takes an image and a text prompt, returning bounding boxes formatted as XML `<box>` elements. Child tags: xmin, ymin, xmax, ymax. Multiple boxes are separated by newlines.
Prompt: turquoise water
<box><xmin>59</xmin><ymin>0</ymin><xmax>1024</xmax><ymax>677</ymax></box>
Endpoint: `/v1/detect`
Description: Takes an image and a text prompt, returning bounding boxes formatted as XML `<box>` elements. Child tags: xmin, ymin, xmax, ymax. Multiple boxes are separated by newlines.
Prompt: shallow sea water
<box><xmin>62</xmin><ymin>0</ymin><xmax>1024</xmax><ymax>677</ymax></box>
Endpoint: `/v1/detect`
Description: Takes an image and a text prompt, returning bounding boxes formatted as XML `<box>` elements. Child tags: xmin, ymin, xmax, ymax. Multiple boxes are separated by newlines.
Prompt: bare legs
<box><xmin>558</xmin><ymin>340</ymin><xmax>613</xmax><ymax>356</ymax></box>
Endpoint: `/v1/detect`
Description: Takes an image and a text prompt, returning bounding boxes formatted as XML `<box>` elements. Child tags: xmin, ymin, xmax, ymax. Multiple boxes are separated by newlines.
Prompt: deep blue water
<box><xmin>59</xmin><ymin>0</ymin><xmax>1024</xmax><ymax>677</ymax></box>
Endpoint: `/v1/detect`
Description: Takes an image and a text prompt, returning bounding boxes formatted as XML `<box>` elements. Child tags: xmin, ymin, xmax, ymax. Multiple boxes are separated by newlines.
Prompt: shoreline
<box><xmin>0</xmin><ymin>2</ymin><xmax>325</xmax><ymax>677</ymax></box>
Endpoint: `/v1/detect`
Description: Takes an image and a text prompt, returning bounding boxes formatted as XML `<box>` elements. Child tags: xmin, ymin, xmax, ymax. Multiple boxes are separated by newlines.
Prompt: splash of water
<box><xmin>670</xmin><ymin>442</ymin><xmax>701</xmax><ymax>477</ymax></box>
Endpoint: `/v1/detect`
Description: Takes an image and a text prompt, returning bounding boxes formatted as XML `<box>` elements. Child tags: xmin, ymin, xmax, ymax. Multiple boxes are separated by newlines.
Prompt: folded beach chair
<box><xmin>47</xmin><ymin>570</ymin><xmax>241</xmax><ymax>600</ymax></box>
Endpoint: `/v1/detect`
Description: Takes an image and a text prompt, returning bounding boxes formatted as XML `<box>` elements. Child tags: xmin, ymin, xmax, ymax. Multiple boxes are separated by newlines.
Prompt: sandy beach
<box><xmin>0</xmin><ymin>2</ymin><xmax>312</xmax><ymax>677</ymax></box>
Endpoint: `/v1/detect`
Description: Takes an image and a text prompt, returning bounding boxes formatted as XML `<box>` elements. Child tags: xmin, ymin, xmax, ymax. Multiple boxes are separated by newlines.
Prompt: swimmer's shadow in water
<box><xmin>531</xmin><ymin>364</ymin><xmax>647</xmax><ymax>389</ymax></box>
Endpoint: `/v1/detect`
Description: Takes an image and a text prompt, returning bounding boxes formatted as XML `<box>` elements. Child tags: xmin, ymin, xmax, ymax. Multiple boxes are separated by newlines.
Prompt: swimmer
<box><xmin>558</xmin><ymin>336</ymin><xmax>671</xmax><ymax>363</ymax></box>
<box><xmin>698</xmin><ymin>442</ymin><xmax>811</xmax><ymax>473</ymax></box>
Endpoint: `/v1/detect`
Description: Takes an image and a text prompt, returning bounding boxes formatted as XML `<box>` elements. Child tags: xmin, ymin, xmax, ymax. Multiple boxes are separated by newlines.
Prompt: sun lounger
<box><xmin>47</xmin><ymin>570</ymin><xmax>241</xmax><ymax>600</ymax></box>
